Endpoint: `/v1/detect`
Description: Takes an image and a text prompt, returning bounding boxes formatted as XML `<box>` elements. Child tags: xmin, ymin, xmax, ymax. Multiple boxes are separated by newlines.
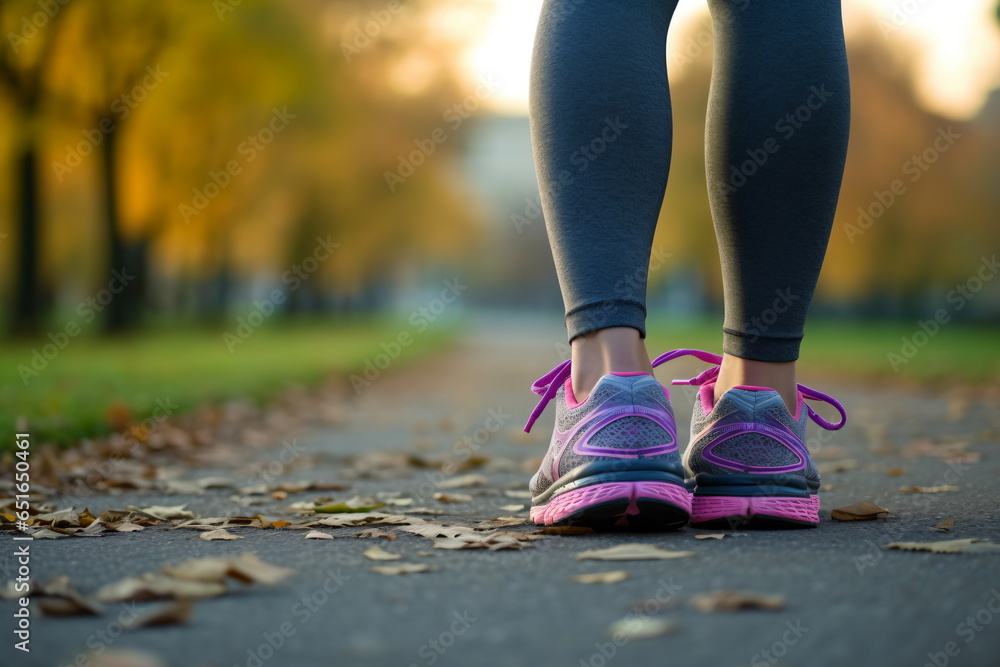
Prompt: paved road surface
<box><xmin>3</xmin><ymin>315</ymin><xmax>999</xmax><ymax>667</ymax></box>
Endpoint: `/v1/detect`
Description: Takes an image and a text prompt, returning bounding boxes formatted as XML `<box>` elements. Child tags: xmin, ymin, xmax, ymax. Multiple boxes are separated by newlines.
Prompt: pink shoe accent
<box><xmin>698</xmin><ymin>383</ymin><xmax>715</xmax><ymax>415</ymax></box>
<box><xmin>530</xmin><ymin>482</ymin><xmax>691</xmax><ymax>526</ymax></box>
<box><xmin>563</xmin><ymin>377</ymin><xmax>584</xmax><ymax>408</ymax></box>
<box><xmin>690</xmin><ymin>495</ymin><xmax>819</xmax><ymax>525</ymax></box>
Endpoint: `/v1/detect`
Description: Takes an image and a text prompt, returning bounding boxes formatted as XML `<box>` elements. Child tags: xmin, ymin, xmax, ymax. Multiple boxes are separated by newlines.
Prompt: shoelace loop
<box><xmin>524</xmin><ymin>348</ymin><xmax>847</xmax><ymax>432</ymax></box>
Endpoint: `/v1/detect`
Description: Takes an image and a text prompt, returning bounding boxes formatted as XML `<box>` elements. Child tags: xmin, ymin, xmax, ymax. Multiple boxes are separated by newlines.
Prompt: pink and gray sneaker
<box><xmin>523</xmin><ymin>361</ymin><xmax>691</xmax><ymax>529</ymax></box>
<box><xmin>663</xmin><ymin>349</ymin><xmax>847</xmax><ymax>528</ymax></box>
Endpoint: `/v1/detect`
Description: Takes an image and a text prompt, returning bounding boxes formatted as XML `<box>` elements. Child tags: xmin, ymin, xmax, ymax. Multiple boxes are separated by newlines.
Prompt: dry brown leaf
<box><xmin>577</xmin><ymin>544</ymin><xmax>694</xmax><ymax>561</ymax></box>
<box><xmin>200</xmin><ymin>529</ymin><xmax>243</xmax><ymax>541</ymax></box>
<box><xmin>694</xmin><ymin>533</ymin><xmax>728</xmax><ymax>540</ymax></box>
<box><xmin>885</xmin><ymin>538</ymin><xmax>1000</xmax><ymax>554</ymax></box>
<box><xmin>35</xmin><ymin>576</ymin><xmax>102</xmax><ymax>616</ymax></box>
<box><xmin>83</xmin><ymin>648</ymin><xmax>166</xmax><ymax>667</ymax></box>
<box><xmin>900</xmin><ymin>485</ymin><xmax>960</xmax><ymax>494</ymax></box>
<box><xmin>571</xmin><ymin>570</ymin><xmax>629</xmax><ymax>584</ymax></box>
<box><xmin>95</xmin><ymin>574</ymin><xmax>227</xmax><ymax>602</ymax></box>
<box><xmin>503</xmin><ymin>489</ymin><xmax>533</xmax><ymax>499</ymax></box>
<box><xmin>305</xmin><ymin>531</ymin><xmax>334</xmax><ymax>540</ymax></box>
<box><xmin>77</xmin><ymin>509</ymin><xmax>97</xmax><ymax>527</ymax></box>
<box><xmin>370</xmin><ymin>563</ymin><xmax>431</xmax><ymax>575</ymax></box>
<box><xmin>607</xmin><ymin>617</ymin><xmax>678</xmax><ymax>640</ymax></box>
<box><xmin>438</xmin><ymin>474</ymin><xmax>488</xmax><ymax>489</ymax></box>
<box><xmin>98</xmin><ymin>509</ymin><xmax>164</xmax><ymax>526</ymax></box>
<box><xmin>363</xmin><ymin>546</ymin><xmax>401</xmax><ymax>561</ymax></box>
<box><xmin>116</xmin><ymin>523</ymin><xmax>145</xmax><ymax>532</ymax></box>
<box><xmin>499</xmin><ymin>504</ymin><xmax>525</xmax><ymax>512</ymax></box>
<box><xmin>886</xmin><ymin>467</ymin><xmax>904</xmax><ymax>477</ymax></box>
<box><xmin>534</xmin><ymin>526</ymin><xmax>595</xmax><ymax>536</ymax></box>
<box><xmin>931</xmin><ymin>518</ymin><xmax>955</xmax><ymax>532</ymax></box>
<box><xmin>223</xmin><ymin>552</ymin><xmax>298</xmax><ymax>585</ymax></box>
<box><xmin>831</xmin><ymin>501</ymin><xmax>890</xmax><ymax>521</ymax></box>
<box><xmin>272</xmin><ymin>490</ymin><xmax>288</xmax><ymax>500</ymax></box>
<box><xmin>134</xmin><ymin>505</ymin><xmax>195</xmax><ymax>520</ymax></box>
<box><xmin>272</xmin><ymin>521</ymin><xmax>291</xmax><ymax>529</ymax></box>
<box><xmin>127</xmin><ymin>600</ymin><xmax>193</xmax><ymax>629</ymax></box>
<box><xmin>474</xmin><ymin>517</ymin><xmax>526</xmax><ymax>530</ymax></box>
<box><xmin>406</xmin><ymin>507</ymin><xmax>444</xmax><ymax>515</ymax></box>
<box><xmin>354</xmin><ymin>529</ymin><xmax>397</xmax><ymax>540</ymax></box>
<box><xmin>433</xmin><ymin>492</ymin><xmax>473</xmax><ymax>503</ymax></box>
<box><xmin>24</xmin><ymin>527</ymin><xmax>67</xmax><ymax>539</ymax></box>
<box><xmin>690</xmin><ymin>590</ymin><xmax>785</xmax><ymax>612</ymax></box>
<box><xmin>161</xmin><ymin>552</ymin><xmax>296</xmax><ymax>586</ymax></box>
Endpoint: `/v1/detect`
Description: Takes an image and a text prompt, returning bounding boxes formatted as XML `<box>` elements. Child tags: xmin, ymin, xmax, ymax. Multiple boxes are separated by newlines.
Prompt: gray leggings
<box><xmin>529</xmin><ymin>0</ymin><xmax>851</xmax><ymax>361</ymax></box>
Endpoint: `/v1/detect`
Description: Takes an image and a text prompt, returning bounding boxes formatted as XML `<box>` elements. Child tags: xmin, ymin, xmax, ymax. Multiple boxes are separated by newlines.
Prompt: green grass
<box><xmin>1</xmin><ymin>318</ymin><xmax>456</xmax><ymax>448</ymax></box>
<box><xmin>645</xmin><ymin>318</ymin><xmax>1000</xmax><ymax>385</ymax></box>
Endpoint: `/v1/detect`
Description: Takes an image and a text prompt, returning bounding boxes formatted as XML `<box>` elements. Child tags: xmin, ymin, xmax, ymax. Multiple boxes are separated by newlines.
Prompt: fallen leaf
<box><xmin>885</xmin><ymin>538</ymin><xmax>1000</xmax><ymax>554</ymax></box>
<box><xmin>77</xmin><ymin>509</ymin><xmax>97</xmax><ymax>527</ymax></box>
<box><xmin>438</xmin><ymin>474</ymin><xmax>488</xmax><ymax>489</ymax></box>
<box><xmin>831</xmin><ymin>501</ymin><xmax>890</xmax><ymax>521</ymax></box>
<box><xmin>116</xmin><ymin>523</ymin><xmax>145</xmax><ymax>532</ymax></box>
<box><xmin>353</xmin><ymin>529</ymin><xmax>397</xmax><ymax>540</ymax></box>
<box><xmin>24</xmin><ymin>527</ymin><xmax>67</xmax><ymax>539</ymax></box>
<box><xmin>503</xmin><ymin>489</ymin><xmax>533</xmax><ymax>499</ymax></box>
<box><xmin>370</xmin><ymin>563</ymin><xmax>431</xmax><ymax>575</ymax></box>
<box><xmin>161</xmin><ymin>552</ymin><xmax>296</xmax><ymax>586</ymax></box>
<box><xmin>931</xmin><ymin>518</ymin><xmax>955</xmax><ymax>532</ymax></box>
<box><xmin>200</xmin><ymin>529</ymin><xmax>243</xmax><ymax>541</ymax></box>
<box><xmin>83</xmin><ymin>648</ymin><xmax>165</xmax><ymax>667</ymax></box>
<box><xmin>127</xmin><ymin>600</ymin><xmax>193</xmax><ymax>629</ymax></box>
<box><xmin>406</xmin><ymin>507</ymin><xmax>444</xmax><ymax>515</ymax></box>
<box><xmin>95</xmin><ymin>575</ymin><xmax>227</xmax><ymax>602</ymax></box>
<box><xmin>607</xmin><ymin>617</ymin><xmax>677</xmax><ymax>640</ymax></box>
<box><xmin>272</xmin><ymin>490</ymin><xmax>288</xmax><ymax>500</ymax></box>
<box><xmin>272</xmin><ymin>521</ymin><xmax>290</xmax><ymax>529</ymax></box>
<box><xmin>694</xmin><ymin>534</ymin><xmax>728</xmax><ymax>540</ymax></box>
<box><xmin>499</xmin><ymin>504</ymin><xmax>525</xmax><ymax>512</ymax></box>
<box><xmin>577</xmin><ymin>544</ymin><xmax>694</xmax><ymax>561</ymax></box>
<box><xmin>886</xmin><ymin>467</ymin><xmax>904</xmax><ymax>477</ymax></box>
<box><xmin>134</xmin><ymin>505</ymin><xmax>194</xmax><ymax>520</ymax></box>
<box><xmin>474</xmin><ymin>517</ymin><xmax>526</xmax><ymax>530</ymax></box>
<box><xmin>534</xmin><ymin>526</ymin><xmax>595</xmax><ymax>536</ymax></box>
<box><xmin>571</xmin><ymin>571</ymin><xmax>629</xmax><ymax>584</ymax></box>
<box><xmin>312</xmin><ymin>503</ymin><xmax>386</xmax><ymax>513</ymax></box>
<box><xmin>35</xmin><ymin>576</ymin><xmax>102</xmax><ymax>616</ymax></box>
<box><xmin>900</xmin><ymin>485</ymin><xmax>960</xmax><ymax>494</ymax></box>
<box><xmin>433</xmin><ymin>492</ymin><xmax>473</xmax><ymax>504</ymax></box>
<box><xmin>305</xmin><ymin>531</ymin><xmax>334</xmax><ymax>540</ymax></box>
<box><xmin>690</xmin><ymin>590</ymin><xmax>785</xmax><ymax>612</ymax></box>
<box><xmin>363</xmin><ymin>546</ymin><xmax>401</xmax><ymax>561</ymax></box>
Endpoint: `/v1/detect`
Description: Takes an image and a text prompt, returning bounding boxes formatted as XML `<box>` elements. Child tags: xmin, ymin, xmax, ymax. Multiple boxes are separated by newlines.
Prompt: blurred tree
<box><xmin>0</xmin><ymin>0</ymin><xmax>69</xmax><ymax>336</ymax></box>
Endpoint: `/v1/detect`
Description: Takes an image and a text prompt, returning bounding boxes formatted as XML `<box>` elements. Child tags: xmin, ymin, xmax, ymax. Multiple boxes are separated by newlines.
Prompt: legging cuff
<box><xmin>565</xmin><ymin>300</ymin><xmax>647</xmax><ymax>343</ymax></box>
<box><xmin>722</xmin><ymin>328</ymin><xmax>801</xmax><ymax>362</ymax></box>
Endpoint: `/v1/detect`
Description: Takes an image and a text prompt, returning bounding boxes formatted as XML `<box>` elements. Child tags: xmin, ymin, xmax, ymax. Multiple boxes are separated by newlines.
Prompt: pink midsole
<box><xmin>530</xmin><ymin>481</ymin><xmax>691</xmax><ymax>526</ymax></box>
<box><xmin>690</xmin><ymin>495</ymin><xmax>819</xmax><ymax>524</ymax></box>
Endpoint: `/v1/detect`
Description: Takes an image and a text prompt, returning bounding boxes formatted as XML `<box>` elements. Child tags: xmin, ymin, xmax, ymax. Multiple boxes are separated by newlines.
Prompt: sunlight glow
<box><xmin>464</xmin><ymin>0</ymin><xmax>1000</xmax><ymax>119</ymax></box>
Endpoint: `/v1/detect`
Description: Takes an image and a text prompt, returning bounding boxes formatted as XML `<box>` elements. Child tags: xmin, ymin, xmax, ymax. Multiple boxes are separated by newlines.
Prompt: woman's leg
<box><xmin>529</xmin><ymin>0</ymin><xmax>680</xmax><ymax>400</ymax></box>
<box><xmin>705</xmin><ymin>0</ymin><xmax>851</xmax><ymax>411</ymax></box>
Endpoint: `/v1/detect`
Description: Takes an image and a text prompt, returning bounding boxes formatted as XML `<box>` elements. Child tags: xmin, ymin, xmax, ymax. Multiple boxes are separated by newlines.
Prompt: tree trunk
<box><xmin>100</xmin><ymin>126</ymin><xmax>141</xmax><ymax>333</ymax></box>
<box><xmin>11</xmin><ymin>147</ymin><xmax>41</xmax><ymax>337</ymax></box>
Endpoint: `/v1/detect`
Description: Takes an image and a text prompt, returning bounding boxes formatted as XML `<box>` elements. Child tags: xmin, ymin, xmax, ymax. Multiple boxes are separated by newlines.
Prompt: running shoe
<box><xmin>661</xmin><ymin>349</ymin><xmax>847</xmax><ymax>528</ymax></box>
<box><xmin>523</xmin><ymin>361</ymin><xmax>691</xmax><ymax>529</ymax></box>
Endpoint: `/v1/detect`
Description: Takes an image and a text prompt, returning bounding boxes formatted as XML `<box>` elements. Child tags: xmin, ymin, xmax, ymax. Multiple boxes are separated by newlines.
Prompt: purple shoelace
<box><xmin>524</xmin><ymin>348</ymin><xmax>847</xmax><ymax>432</ymax></box>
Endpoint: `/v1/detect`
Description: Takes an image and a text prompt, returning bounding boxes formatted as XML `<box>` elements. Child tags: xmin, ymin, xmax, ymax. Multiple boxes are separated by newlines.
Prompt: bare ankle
<box><xmin>714</xmin><ymin>354</ymin><xmax>798</xmax><ymax>413</ymax></box>
<box><xmin>570</xmin><ymin>327</ymin><xmax>652</xmax><ymax>401</ymax></box>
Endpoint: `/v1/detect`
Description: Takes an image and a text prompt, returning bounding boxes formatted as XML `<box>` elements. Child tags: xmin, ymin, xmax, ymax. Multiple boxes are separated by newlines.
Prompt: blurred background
<box><xmin>1</xmin><ymin>0</ymin><xmax>999</xmax><ymax>446</ymax></box>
